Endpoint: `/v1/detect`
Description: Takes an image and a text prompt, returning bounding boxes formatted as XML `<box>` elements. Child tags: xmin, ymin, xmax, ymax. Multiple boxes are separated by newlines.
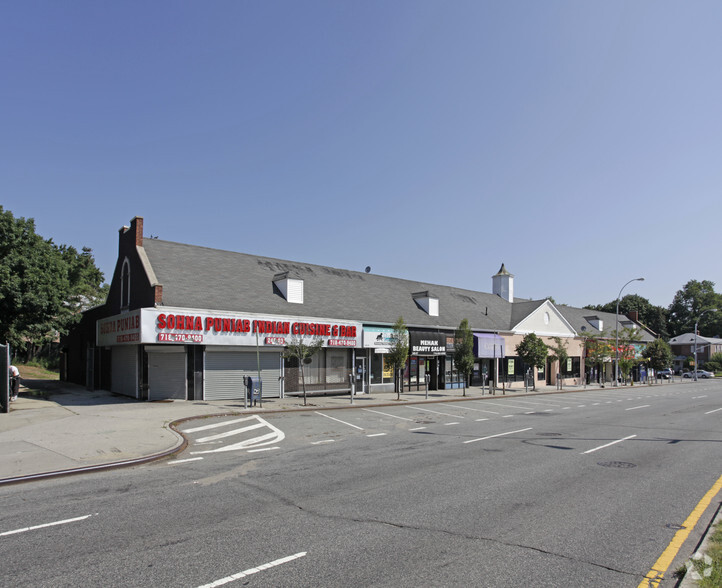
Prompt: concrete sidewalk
<box><xmin>0</xmin><ymin>377</ymin><xmax>673</xmax><ymax>485</ymax></box>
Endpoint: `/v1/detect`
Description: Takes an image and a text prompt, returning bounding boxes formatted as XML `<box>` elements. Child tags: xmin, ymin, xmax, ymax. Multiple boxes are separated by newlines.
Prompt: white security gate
<box><xmin>111</xmin><ymin>346</ymin><xmax>138</xmax><ymax>398</ymax></box>
<box><xmin>147</xmin><ymin>348</ymin><xmax>187</xmax><ymax>401</ymax></box>
<box><xmin>204</xmin><ymin>349</ymin><xmax>281</xmax><ymax>400</ymax></box>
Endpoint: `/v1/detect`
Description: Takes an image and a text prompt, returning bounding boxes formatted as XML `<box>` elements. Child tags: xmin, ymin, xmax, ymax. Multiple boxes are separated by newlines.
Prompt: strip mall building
<box><xmin>62</xmin><ymin>217</ymin><xmax>655</xmax><ymax>401</ymax></box>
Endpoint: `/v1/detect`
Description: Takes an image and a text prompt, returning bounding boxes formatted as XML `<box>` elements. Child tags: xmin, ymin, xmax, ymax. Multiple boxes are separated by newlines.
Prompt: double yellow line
<box><xmin>638</xmin><ymin>473</ymin><xmax>722</xmax><ymax>587</ymax></box>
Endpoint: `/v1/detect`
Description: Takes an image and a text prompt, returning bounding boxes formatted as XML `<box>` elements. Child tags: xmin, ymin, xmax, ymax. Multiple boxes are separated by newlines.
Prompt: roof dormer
<box><xmin>584</xmin><ymin>315</ymin><xmax>603</xmax><ymax>332</ymax></box>
<box><xmin>413</xmin><ymin>291</ymin><xmax>439</xmax><ymax>317</ymax></box>
<box><xmin>273</xmin><ymin>272</ymin><xmax>304</xmax><ymax>304</ymax></box>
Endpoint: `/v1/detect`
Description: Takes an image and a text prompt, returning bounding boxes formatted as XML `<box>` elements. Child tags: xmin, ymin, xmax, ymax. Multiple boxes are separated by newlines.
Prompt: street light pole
<box><xmin>615</xmin><ymin>277</ymin><xmax>645</xmax><ymax>387</ymax></box>
<box><xmin>694</xmin><ymin>308</ymin><xmax>718</xmax><ymax>381</ymax></box>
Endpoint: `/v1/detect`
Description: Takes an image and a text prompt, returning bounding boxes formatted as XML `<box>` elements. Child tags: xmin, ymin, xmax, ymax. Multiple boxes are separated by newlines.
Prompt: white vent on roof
<box><xmin>413</xmin><ymin>291</ymin><xmax>439</xmax><ymax>317</ymax></box>
<box><xmin>274</xmin><ymin>273</ymin><xmax>304</xmax><ymax>304</ymax></box>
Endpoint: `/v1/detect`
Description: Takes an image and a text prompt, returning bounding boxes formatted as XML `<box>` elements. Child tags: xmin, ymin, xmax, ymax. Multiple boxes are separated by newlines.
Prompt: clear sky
<box><xmin>3</xmin><ymin>1</ymin><xmax>720</xmax><ymax>310</ymax></box>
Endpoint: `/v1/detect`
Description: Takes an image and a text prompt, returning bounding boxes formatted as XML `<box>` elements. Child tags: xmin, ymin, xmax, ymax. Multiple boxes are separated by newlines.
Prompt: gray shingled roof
<box><xmin>142</xmin><ymin>238</ymin><xmax>653</xmax><ymax>340</ymax></box>
<box><xmin>556</xmin><ymin>305</ymin><xmax>655</xmax><ymax>342</ymax></box>
<box><xmin>142</xmin><ymin>239</ymin><xmax>516</xmax><ymax>331</ymax></box>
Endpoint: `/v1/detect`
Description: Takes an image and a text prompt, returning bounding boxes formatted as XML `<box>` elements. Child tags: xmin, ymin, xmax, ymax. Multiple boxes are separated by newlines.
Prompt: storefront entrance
<box><xmin>354</xmin><ymin>356</ymin><xmax>367</xmax><ymax>394</ymax></box>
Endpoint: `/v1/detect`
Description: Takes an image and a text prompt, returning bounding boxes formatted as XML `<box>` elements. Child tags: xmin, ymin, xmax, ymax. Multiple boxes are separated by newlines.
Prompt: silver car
<box><xmin>683</xmin><ymin>370</ymin><xmax>714</xmax><ymax>379</ymax></box>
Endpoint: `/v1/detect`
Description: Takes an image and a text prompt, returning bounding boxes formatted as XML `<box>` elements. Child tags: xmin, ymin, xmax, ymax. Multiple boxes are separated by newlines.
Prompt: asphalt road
<box><xmin>1</xmin><ymin>381</ymin><xmax>720</xmax><ymax>587</ymax></box>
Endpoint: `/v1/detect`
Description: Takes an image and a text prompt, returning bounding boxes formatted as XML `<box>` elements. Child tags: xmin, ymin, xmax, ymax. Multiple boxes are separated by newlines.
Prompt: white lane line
<box><xmin>443</xmin><ymin>422</ymin><xmax>460</xmax><ymax>426</ymax></box>
<box><xmin>192</xmin><ymin>432</ymin><xmax>281</xmax><ymax>454</ymax></box>
<box><xmin>467</xmin><ymin>402</ymin><xmax>501</xmax><ymax>414</ymax></box>
<box><xmin>502</xmin><ymin>415</ymin><xmax>514</xmax><ymax>418</ymax></box>
<box><xmin>409</xmin><ymin>426</ymin><xmax>426</xmax><ymax>431</ymax></box>
<box><xmin>191</xmin><ymin>417</ymin><xmax>286</xmax><ymax>454</ymax></box>
<box><xmin>362</xmin><ymin>409</ymin><xmax>414</xmax><ymax>421</ymax></box>
<box><xmin>314</xmin><ymin>411</ymin><xmax>364</xmax><ymax>430</ymax></box>
<box><xmin>439</xmin><ymin>403</ymin><xmax>496</xmax><ymax>413</ymax></box>
<box><xmin>197</xmin><ymin>422</ymin><xmax>267</xmax><ymax>443</ymax></box>
<box><xmin>464</xmin><ymin>427</ymin><xmax>533</xmax><ymax>445</ymax></box>
<box><xmin>412</xmin><ymin>407</ymin><xmax>465</xmax><ymax>418</ymax></box>
<box><xmin>625</xmin><ymin>405</ymin><xmax>650</xmax><ymax>411</ymax></box>
<box><xmin>197</xmin><ymin>552</ymin><xmax>307</xmax><ymax>588</ymax></box>
<box><xmin>475</xmin><ymin>418</ymin><xmax>489</xmax><ymax>422</ymax></box>
<box><xmin>582</xmin><ymin>434</ymin><xmax>637</xmax><ymax>454</ymax></box>
<box><xmin>184</xmin><ymin>416</ymin><xmax>259</xmax><ymax>434</ymax></box>
<box><xmin>705</xmin><ymin>408</ymin><xmax>722</xmax><ymax>415</ymax></box>
<box><xmin>168</xmin><ymin>457</ymin><xmax>204</xmax><ymax>465</ymax></box>
<box><xmin>247</xmin><ymin>447</ymin><xmax>279</xmax><ymax>453</ymax></box>
<box><xmin>1</xmin><ymin>514</ymin><xmax>95</xmax><ymax>537</ymax></box>
<box><xmin>311</xmin><ymin>439</ymin><xmax>335</xmax><ymax>445</ymax></box>
<box><xmin>366</xmin><ymin>433</ymin><xmax>387</xmax><ymax>437</ymax></box>
<box><xmin>477</xmin><ymin>401</ymin><xmax>538</xmax><ymax>410</ymax></box>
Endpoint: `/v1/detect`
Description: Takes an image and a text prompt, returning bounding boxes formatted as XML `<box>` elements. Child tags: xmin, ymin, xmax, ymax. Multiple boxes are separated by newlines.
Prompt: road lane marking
<box><xmin>366</xmin><ymin>433</ymin><xmax>387</xmax><ymax>437</ymax></box>
<box><xmin>168</xmin><ymin>457</ymin><xmax>204</xmax><ymax>465</ymax></box>
<box><xmin>362</xmin><ymin>409</ymin><xmax>414</xmax><ymax>421</ymax></box>
<box><xmin>1</xmin><ymin>514</ymin><xmax>95</xmax><ymax>537</ymax></box>
<box><xmin>464</xmin><ymin>427</ymin><xmax>533</xmax><ymax>444</ymax></box>
<box><xmin>191</xmin><ymin>417</ymin><xmax>285</xmax><ymax>454</ymax></box>
<box><xmin>705</xmin><ymin>408</ymin><xmax>722</xmax><ymax>415</ymax></box>
<box><xmin>311</xmin><ymin>439</ymin><xmax>335</xmax><ymax>445</ymax></box>
<box><xmin>409</xmin><ymin>426</ymin><xmax>426</xmax><ymax>431</ymax></box>
<box><xmin>443</xmin><ymin>422</ymin><xmax>460</xmax><ymax>426</ymax></box>
<box><xmin>638</xmin><ymin>473</ymin><xmax>722</xmax><ymax>587</ymax></box>
<box><xmin>412</xmin><ymin>407</ymin><xmax>465</xmax><ymax>418</ymax></box>
<box><xmin>247</xmin><ymin>447</ymin><xmax>279</xmax><ymax>453</ymax></box>
<box><xmin>184</xmin><ymin>416</ymin><xmax>259</xmax><ymax>434</ymax></box>
<box><xmin>314</xmin><ymin>411</ymin><xmax>364</xmax><ymax>430</ymax></box>
<box><xmin>197</xmin><ymin>422</ymin><xmax>267</xmax><ymax>443</ymax></box>
<box><xmin>197</xmin><ymin>551</ymin><xmax>307</xmax><ymax>588</ymax></box>
<box><xmin>582</xmin><ymin>435</ymin><xmax>637</xmax><ymax>454</ymax></box>
<box><xmin>626</xmin><ymin>405</ymin><xmax>650</xmax><ymax>411</ymax></box>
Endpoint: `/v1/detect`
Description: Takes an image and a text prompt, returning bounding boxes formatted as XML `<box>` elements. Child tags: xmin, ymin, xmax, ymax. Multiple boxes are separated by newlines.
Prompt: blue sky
<box><xmin>3</xmin><ymin>1</ymin><xmax>720</xmax><ymax>310</ymax></box>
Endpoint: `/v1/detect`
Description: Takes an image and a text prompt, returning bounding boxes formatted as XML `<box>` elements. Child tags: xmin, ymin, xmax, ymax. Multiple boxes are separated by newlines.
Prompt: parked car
<box><xmin>682</xmin><ymin>370</ymin><xmax>714</xmax><ymax>379</ymax></box>
<box><xmin>657</xmin><ymin>368</ymin><xmax>674</xmax><ymax>379</ymax></box>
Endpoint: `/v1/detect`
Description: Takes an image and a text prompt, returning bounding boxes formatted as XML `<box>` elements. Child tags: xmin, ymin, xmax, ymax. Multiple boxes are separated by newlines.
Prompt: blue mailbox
<box><xmin>245</xmin><ymin>376</ymin><xmax>262</xmax><ymax>406</ymax></box>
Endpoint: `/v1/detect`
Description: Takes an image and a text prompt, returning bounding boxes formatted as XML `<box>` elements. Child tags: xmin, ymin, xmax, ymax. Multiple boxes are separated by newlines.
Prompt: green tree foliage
<box><xmin>386</xmin><ymin>316</ymin><xmax>409</xmax><ymax>399</ymax></box>
<box><xmin>0</xmin><ymin>207</ymin><xmax>107</xmax><ymax>356</ymax></box>
<box><xmin>283</xmin><ymin>336</ymin><xmax>324</xmax><ymax>406</ymax></box>
<box><xmin>667</xmin><ymin>280</ymin><xmax>722</xmax><ymax>337</ymax></box>
<box><xmin>586</xmin><ymin>294</ymin><xmax>670</xmax><ymax>339</ymax></box>
<box><xmin>515</xmin><ymin>333</ymin><xmax>548</xmax><ymax>391</ymax></box>
<box><xmin>642</xmin><ymin>338</ymin><xmax>674</xmax><ymax>372</ymax></box>
<box><xmin>548</xmin><ymin>336</ymin><xmax>569</xmax><ymax>387</ymax></box>
<box><xmin>704</xmin><ymin>352</ymin><xmax>722</xmax><ymax>374</ymax></box>
<box><xmin>616</xmin><ymin>325</ymin><xmax>643</xmax><ymax>383</ymax></box>
<box><xmin>584</xmin><ymin>332</ymin><xmax>612</xmax><ymax>385</ymax></box>
<box><xmin>453</xmin><ymin>319</ymin><xmax>474</xmax><ymax>396</ymax></box>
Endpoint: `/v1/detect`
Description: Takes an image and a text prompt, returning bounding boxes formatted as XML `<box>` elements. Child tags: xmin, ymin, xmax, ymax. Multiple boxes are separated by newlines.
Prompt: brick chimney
<box><xmin>626</xmin><ymin>310</ymin><xmax>639</xmax><ymax>322</ymax></box>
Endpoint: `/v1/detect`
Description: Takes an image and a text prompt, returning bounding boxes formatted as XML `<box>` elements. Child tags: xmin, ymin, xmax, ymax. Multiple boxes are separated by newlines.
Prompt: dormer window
<box><xmin>584</xmin><ymin>315</ymin><xmax>603</xmax><ymax>331</ymax></box>
<box><xmin>413</xmin><ymin>291</ymin><xmax>439</xmax><ymax>316</ymax></box>
<box><xmin>120</xmin><ymin>258</ymin><xmax>131</xmax><ymax>310</ymax></box>
<box><xmin>273</xmin><ymin>272</ymin><xmax>304</xmax><ymax>304</ymax></box>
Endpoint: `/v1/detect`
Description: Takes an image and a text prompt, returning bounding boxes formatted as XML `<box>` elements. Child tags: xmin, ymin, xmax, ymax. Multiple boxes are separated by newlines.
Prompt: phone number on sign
<box><xmin>158</xmin><ymin>333</ymin><xmax>204</xmax><ymax>343</ymax></box>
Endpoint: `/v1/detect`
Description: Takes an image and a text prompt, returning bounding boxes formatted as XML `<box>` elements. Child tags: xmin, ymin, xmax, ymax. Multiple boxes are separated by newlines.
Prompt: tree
<box><xmin>586</xmin><ymin>294</ymin><xmax>670</xmax><ymax>339</ymax></box>
<box><xmin>642</xmin><ymin>338</ymin><xmax>673</xmax><ymax>373</ymax></box>
<box><xmin>668</xmin><ymin>280</ymin><xmax>722</xmax><ymax>337</ymax></box>
<box><xmin>548</xmin><ymin>336</ymin><xmax>569</xmax><ymax>388</ymax></box>
<box><xmin>585</xmin><ymin>332</ymin><xmax>612</xmax><ymax>386</ymax></box>
<box><xmin>283</xmin><ymin>336</ymin><xmax>324</xmax><ymax>406</ymax></box>
<box><xmin>0</xmin><ymin>207</ymin><xmax>107</xmax><ymax>358</ymax></box>
<box><xmin>616</xmin><ymin>325</ymin><xmax>643</xmax><ymax>385</ymax></box>
<box><xmin>453</xmin><ymin>319</ymin><xmax>474</xmax><ymax>396</ymax></box>
<box><xmin>515</xmin><ymin>333</ymin><xmax>548</xmax><ymax>391</ymax></box>
<box><xmin>386</xmin><ymin>317</ymin><xmax>409</xmax><ymax>400</ymax></box>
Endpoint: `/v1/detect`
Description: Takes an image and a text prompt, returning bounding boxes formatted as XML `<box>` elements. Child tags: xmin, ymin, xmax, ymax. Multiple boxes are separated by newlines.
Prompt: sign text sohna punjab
<box><xmin>155</xmin><ymin>313</ymin><xmax>358</xmax><ymax>346</ymax></box>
